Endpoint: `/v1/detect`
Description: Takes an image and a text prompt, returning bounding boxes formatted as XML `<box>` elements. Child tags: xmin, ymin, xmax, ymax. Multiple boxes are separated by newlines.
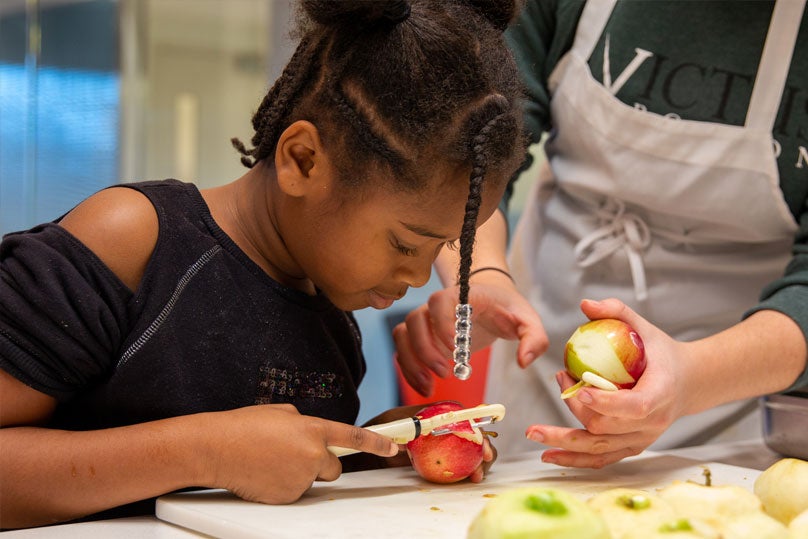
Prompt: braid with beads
<box><xmin>457</xmin><ymin>114</ymin><xmax>509</xmax><ymax>305</ymax></box>
<box><xmin>452</xmin><ymin>97</ymin><xmax>517</xmax><ymax>380</ymax></box>
<box><xmin>229</xmin><ymin>0</ymin><xmax>527</xmax><ymax>379</ymax></box>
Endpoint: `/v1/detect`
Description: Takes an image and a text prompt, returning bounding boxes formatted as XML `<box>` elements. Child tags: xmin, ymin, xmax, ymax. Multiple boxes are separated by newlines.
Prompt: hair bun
<box><xmin>302</xmin><ymin>0</ymin><xmax>411</xmax><ymax>27</ymax></box>
<box><xmin>464</xmin><ymin>0</ymin><xmax>522</xmax><ymax>31</ymax></box>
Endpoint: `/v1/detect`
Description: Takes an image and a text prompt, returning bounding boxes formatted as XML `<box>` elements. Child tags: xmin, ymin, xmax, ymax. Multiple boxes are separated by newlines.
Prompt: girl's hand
<box><xmin>197</xmin><ymin>404</ymin><xmax>398</xmax><ymax>504</ymax></box>
<box><xmin>469</xmin><ymin>432</ymin><xmax>498</xmax><ymax>482</ymax></box>
<box><xmin>525</xmin><ymin>298</ymin><xmax>689</xmax><ymax>468</ymax></box>
<box><xmin>393</xmin><ymin>272</ymin><xmax>548</xmax><ymax>396</ymax></box>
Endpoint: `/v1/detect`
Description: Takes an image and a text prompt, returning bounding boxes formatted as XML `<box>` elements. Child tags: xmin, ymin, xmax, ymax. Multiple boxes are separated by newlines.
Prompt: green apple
<box><xmin>753</xmin><ymin>457</ymin><xmax>808</xmax><ymax>525</ymax></box>
<box><xmin>561</xmin><ymin>319</ymin><xmax>646</xmax><ymax>400</ymax></box>
<box><xmin>467</xmin><ymin>487</ymin><xmax>610</xmax><ymax>539</ymax></box>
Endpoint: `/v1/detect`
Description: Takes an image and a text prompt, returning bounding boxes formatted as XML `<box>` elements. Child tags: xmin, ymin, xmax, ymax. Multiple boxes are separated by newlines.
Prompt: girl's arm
<box><xmin>0</xmin><ymin>369</ymin><xmax>398</xmax><ymax>529</ymax></box>
<box><xmin>1</xmin><ymin>187</ymin><xmax>398</xmax><ymax>529</ymax></box>
<box><xmin>0</xmin><ymin>369</ymin><xmax>205</xmax><ymax>528</ymax></box>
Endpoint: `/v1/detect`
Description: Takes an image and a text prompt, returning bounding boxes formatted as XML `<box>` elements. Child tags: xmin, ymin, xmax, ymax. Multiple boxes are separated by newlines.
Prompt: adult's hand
<box><xmin>393</xmin><ymin>270</ymin><xmax>548</xmax><ymax>396</ymax></box>
<box><xmin>524</xmin><ymin>298</ymin><xmax>687</xmax><ymax>468</ymax></box>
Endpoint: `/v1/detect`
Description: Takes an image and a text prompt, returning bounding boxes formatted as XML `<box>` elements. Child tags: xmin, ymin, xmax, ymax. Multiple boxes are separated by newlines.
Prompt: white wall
<box><xmin>120</xmin><ymin>0</ymin><xmax>286</xmax><ymax>187</ymax></box>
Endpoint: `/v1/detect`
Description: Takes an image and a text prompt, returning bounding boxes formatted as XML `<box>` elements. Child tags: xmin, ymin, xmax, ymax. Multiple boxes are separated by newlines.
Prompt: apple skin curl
<box><xmin>564</xmin><ymin>319</ymin><xmax>646</xmax><ymax>390</ymax></box>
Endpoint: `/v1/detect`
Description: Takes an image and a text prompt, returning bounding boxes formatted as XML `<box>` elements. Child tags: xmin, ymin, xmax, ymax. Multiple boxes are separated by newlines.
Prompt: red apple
<box><xmin>405</xmin><ymin>401</ymin><xmax>483</xmax><ymax>484</ymax></box>
<box><xmin>561</xmin><ymin>319</ymin><xmax>646</xmax><ymax>400</ymax></box>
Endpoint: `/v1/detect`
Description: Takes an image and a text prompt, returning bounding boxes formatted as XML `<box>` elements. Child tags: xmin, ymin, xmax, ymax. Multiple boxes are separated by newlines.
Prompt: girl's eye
<box><xmin>392</xmin><ymin>237</ymin><xmax>417</xmax><ymax>257</ymax></box>
<box><xmin>445</xmin><ymin>240</ymin><xmax>458</xmax><ymax>251</ymax></box>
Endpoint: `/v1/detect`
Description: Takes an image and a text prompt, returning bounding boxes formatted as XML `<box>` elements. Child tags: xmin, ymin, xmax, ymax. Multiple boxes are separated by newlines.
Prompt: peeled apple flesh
<box><xmin>467</xmin><ymin>487</ymin><xmax>611</xmax><ymax>539</ymax></box>
<box><xmin>754</xmin><ymin>457</ymin><xmax>808</xmax><ymax>525</ymax></box>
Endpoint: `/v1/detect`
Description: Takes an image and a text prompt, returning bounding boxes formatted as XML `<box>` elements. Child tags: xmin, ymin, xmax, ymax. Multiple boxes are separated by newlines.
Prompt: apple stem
<box><xmin>560</xmin><ymin>380</ymin><xmax>588</xmax><ymax>400</ymax></box>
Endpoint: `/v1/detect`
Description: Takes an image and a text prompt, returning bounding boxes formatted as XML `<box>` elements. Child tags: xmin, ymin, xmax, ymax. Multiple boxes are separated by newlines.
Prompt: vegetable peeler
<box><xmin>328</xmin><ymin>403</ymin><xmax>506</xmax><ymax>457</ymax></box>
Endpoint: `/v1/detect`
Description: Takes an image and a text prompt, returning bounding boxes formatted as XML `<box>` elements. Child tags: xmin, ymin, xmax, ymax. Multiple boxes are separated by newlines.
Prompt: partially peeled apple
<box><xmin>406</xmin><ymin>401</ymin><xmax>483</xmax><ymax>484</ymax></box>
<box><xmin>561</xmin><ymin>319</ymin><xmax>646</xmax><ymax>400</ymax></box>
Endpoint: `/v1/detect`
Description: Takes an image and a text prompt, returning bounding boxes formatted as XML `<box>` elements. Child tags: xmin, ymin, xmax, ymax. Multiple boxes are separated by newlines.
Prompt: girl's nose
<box><xmin>395</xmin><ymin>257</ymin><xmax>432</xmax><ymax>289</ymax></box>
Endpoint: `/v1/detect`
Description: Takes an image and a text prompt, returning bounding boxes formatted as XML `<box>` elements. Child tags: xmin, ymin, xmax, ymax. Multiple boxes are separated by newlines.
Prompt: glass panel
<box><xmin>0</xmin><ymin>0</ymin><xmax>120</xmax><ymax>235</ymax></box>
<box><xmin>130</xmin><ymin>0</ymin><xmax>282</xmax><ymax>190</ymax></box>
<box><xmin>0</xmin><ymin>0</ymin><xmax>289</xmax><ymax>234</ymax></box>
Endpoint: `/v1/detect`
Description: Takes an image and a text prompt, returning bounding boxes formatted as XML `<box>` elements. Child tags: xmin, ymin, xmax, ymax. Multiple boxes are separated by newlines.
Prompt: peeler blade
<box><xmin>429</xmin><ymin>415</ymin><xmax>499</xmax><ymax>436</ymax></box>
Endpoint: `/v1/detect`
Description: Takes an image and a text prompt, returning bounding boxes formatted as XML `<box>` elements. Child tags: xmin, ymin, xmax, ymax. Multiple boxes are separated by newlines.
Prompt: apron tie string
<box><xmin>574</xmin><ymin>198</ymin><xmax>652</xmax><ymax>301</ymax></box>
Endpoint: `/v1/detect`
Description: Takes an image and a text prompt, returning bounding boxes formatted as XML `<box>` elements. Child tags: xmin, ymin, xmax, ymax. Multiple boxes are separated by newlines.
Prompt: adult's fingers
<box><xmin>400</xmin><ymin>307</ymin><xmax>451</xmax><ymax>376</ymax></box>
<box><xmin>541</xmin><ymin>446</ymin><xmax>643</xmax><ymax>469</ymax></box>
<box><xmin>515</xmin><ymin>329</ymin><xmax>548</xmax><ymax>368</ymax></box>
<box><xmin>579</xmin><ymin>298</ymin><xmax>648</xmax><ymax>334</ymax></box>
<box><xmin>507</xmin><ymin>304</ymin><xmax>549</xmax><ymax>369</ymax></box>
<box><xmin>572</xmin><ymin>386</ymin><xmax>661</xmax><ymax>423</ymax></box>
<box><xmin>553</xmin><ymin>373</ymin><xmax>650</xmax><ymax>435</ymax></box>
<box><xmin>525</xmin><ymin>424</ymin><xmax>649</xmax><ymax>466</ymax></box>
<box><xmin>426</xmin><ymin>288</ymin><xmax>462</xmax><ymax>350</ymax></box>
<box><xmin>393</xmin><ymin>328</ymin><xmax>435</xmax><ymax>397</ymax></box>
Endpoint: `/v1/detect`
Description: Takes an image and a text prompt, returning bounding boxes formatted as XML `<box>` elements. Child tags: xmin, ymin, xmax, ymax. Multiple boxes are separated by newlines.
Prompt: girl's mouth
<box><xmin>368</xmin><ymin>289</ymin><xmax>400</xmax><ymax>310</ymax></box>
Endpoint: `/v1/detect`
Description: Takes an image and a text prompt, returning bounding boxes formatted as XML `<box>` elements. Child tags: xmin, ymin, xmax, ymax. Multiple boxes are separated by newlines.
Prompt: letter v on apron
<box><xmin>486</xmin><ymin>0</ymin><xmax>803</xmax><ymax>456</ymax></box>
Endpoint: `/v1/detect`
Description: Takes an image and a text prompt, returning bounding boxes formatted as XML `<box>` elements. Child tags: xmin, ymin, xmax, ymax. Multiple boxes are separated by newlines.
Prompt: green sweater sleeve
<box><xmin>500</xmin><ymin>0</ymin><xmax>584</xmax><ymax>215</ymax></box>
<box><xmin>745</xmin><ymin>227</ymin><xmax>808</xmax><ymax>392</ymax></box>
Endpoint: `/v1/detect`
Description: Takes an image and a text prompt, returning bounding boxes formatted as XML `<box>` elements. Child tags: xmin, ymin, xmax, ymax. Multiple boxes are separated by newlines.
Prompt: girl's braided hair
<box><xmin>232</xmin><ymin>0</ymin><xmax>526</xmax><ymax>304</ymax></box>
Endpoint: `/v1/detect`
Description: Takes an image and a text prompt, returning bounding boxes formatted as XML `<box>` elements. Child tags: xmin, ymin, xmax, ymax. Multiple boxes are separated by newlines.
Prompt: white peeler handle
<box><xmin>327</xmin><ymin>403</ymin><xmax>506</xmax><ymax>457</ymax></box>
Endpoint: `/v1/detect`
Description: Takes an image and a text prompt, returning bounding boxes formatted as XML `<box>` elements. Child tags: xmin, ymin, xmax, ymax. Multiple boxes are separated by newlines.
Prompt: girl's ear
<box><xmin>274</xmin><ymin>120</ymin><xmax>333</xmax><ymax>197</ymax></box>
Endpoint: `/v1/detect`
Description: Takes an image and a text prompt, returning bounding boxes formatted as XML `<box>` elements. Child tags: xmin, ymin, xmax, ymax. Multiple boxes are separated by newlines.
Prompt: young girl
<box><xmin>0</xmin><ymin>0</ymin><xmax>526</xmax><ymax>529</ymax></box>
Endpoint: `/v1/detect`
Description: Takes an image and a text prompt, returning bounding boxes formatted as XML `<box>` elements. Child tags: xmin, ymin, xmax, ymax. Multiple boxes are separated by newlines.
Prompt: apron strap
<box><xmin>573</xmin><ymin>198</ymin><xmax>652</xmax><ymax>302</ymax></box>
<box><xmin>745</xmin><ymin>0</ymin><xmax>806</xmax><ymax>131</ymax></box>
<box><xmin>572</xmin><ymin>0</ymin><xmax>618</xmax><ymax>60</ymax></box>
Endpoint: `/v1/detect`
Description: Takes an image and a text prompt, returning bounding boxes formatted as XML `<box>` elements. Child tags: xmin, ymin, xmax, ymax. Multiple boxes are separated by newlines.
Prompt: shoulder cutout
<box><xmin>58</xmin><ymin>187</ymin><xmax>158</xmax><ymax>292</ymax></box>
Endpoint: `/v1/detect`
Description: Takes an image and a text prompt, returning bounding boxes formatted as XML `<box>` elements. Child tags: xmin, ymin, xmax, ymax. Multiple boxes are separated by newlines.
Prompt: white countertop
<box><xmin>0</xmin><ymin>438</ymin><xmax>783</xmax><ymax>538</ymax></box>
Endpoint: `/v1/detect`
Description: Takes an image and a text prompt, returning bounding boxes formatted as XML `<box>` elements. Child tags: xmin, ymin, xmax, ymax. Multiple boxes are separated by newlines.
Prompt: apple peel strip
<box><xmin>560</xmin><ymin>371</ymin><xmax>619</xmax><ymax>400</ymax></box>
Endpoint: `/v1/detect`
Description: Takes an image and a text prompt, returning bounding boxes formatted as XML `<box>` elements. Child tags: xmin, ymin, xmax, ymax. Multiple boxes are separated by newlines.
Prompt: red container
<box><xmin>395</xmin><ymin>347</ymin><xmax>491</xmax><ymax>407</ymax></box>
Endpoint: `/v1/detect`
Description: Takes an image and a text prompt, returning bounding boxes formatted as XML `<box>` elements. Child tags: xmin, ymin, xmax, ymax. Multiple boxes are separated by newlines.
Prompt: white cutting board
<box><xmin>156</xmin><ymin>451</ymin><xmax>762</xmax><ymax>539</ymax></box>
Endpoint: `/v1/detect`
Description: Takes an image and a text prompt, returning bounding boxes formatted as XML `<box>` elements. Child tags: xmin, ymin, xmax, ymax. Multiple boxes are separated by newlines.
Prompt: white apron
<box><xmin>486</xmin><ymin>0</ymin><xmax>802</xmax><ymax>456</ymax></box>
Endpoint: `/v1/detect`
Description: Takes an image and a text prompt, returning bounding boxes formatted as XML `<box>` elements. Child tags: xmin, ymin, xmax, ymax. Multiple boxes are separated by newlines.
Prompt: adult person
<box><xmin>394</xmin><ymin>0</ymin><xmax>808</xmax><ymax>465</ymax></box>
